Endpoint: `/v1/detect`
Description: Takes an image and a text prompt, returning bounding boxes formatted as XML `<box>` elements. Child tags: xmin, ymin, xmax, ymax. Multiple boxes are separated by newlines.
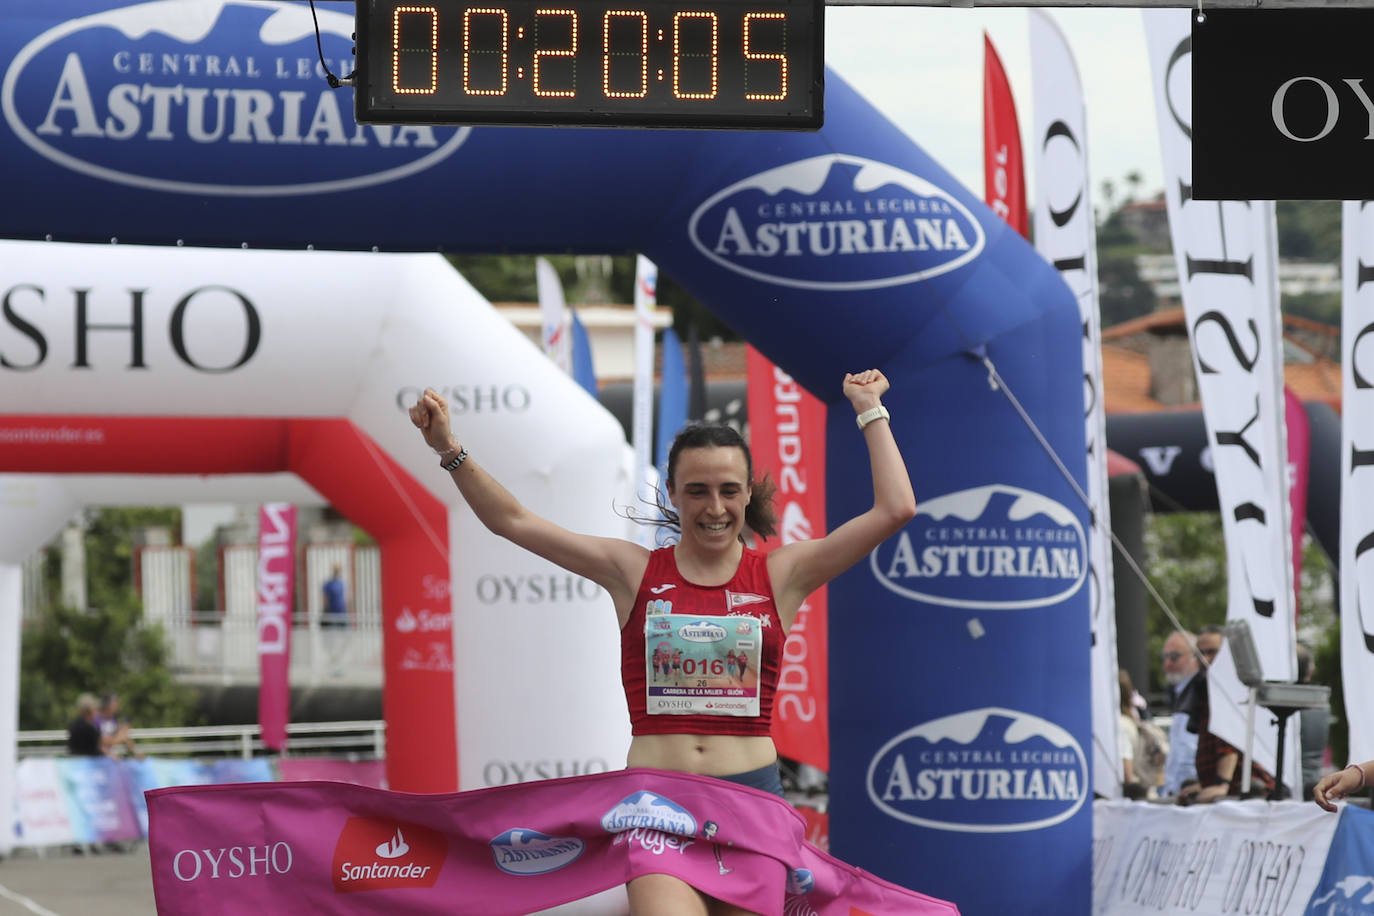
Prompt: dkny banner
<box><xmin>1340</xmin><ymin>201</ymin><xmax>1374</xmax><ymax>765</ymax></box>
<box><xmin>256</xmin><ymin>503</ymin><xmax>297</xmax><ymax>751</ymax></box>
<box><xmin>1193</xmin><ymin>10</ymin><xmax>1374</xmax><ymax>200</ymax></box>
<box><xmin>2</xmin><ymin>3</ymin><xmax>1087</xmax><ymax>911</ymax></box>
<box><xmin>1030</xmin><ymin>9</ymin><xmax>1119</xmax><ymax>802</ymax></box>
<box><xmin>1146</xmin><ymin>9</ymin><xmax>1299</xmax><ymax>791</ymax></box>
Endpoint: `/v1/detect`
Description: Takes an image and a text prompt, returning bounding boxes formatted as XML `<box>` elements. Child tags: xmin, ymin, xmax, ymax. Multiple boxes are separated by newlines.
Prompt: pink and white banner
<box><xmin>1030</xmin><ymin>9</ymin><xmax>1120</xmax><ymax>800</ymax></box>
<box><xmin>147</xmin><ymin>768</ymin><xmax>958</xmax><ymax>915</ymax></box>
<box><xmin>257</xmin><ymin>503</ymin><xmax>297</xmax><ymax>752</ymax></box>
<box><xmin>1340</xmin><ymin>201</ymin><xmax>1374</xmax><ymax>764</ymax></box>
<box><xmin>1145</xmin><ymin>10</ymin><xmax>1297</xmax><ymax>790</ymax></box>
<box><xmin>746</xmin><ymin>348</ymin><xmax>829</xmax><ymax>771</ymax></box>
<box><xmin>632</xmin><ymin>254</ymin><xmax>658</xmax><ymax>517</ymax></box>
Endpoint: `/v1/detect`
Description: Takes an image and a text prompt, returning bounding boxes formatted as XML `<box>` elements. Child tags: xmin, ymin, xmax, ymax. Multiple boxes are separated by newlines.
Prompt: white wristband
<box><xmin>856</xmin><ymin>405</ymin><xmax>890</xmax><ymax>430</ymax></box>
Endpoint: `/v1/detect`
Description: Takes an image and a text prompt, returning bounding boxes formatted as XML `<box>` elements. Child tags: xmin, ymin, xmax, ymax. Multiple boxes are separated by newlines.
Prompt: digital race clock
<box><xmin>354</xmin><ymin>0</ymin><xmax>823</xmax><ymax>129</ymax></box>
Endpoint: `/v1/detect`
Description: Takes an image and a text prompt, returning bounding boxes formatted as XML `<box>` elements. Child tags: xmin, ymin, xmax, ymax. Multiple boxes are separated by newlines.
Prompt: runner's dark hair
<box><xmin>619</xmin><ymin>423</ymin><xmax>778</xmax><ymax>541</ymax></box>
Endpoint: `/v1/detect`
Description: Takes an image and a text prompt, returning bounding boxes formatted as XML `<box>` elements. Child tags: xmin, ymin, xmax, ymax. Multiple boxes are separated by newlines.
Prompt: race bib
<box><xmin>644</xmin><ymin>614</ymin><xmax>761</xmax><ymax>717</ymax></box>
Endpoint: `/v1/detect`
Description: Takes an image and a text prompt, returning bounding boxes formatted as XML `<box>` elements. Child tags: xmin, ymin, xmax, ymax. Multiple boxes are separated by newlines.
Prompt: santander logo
<box><xmin>1</xmin><ymin>0</ymin><xmax>469</xmax><ymax>196</ymax></box>
<box><xmin>331</xmin><ymin>817</ymin><xmax>446</xmax><ymax>894</ymax></box>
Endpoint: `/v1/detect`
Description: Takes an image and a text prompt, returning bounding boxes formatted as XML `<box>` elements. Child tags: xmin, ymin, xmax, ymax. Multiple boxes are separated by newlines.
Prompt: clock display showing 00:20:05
<box><xmin>355</xmin><ymin>0</ymin><xmax>824</xmax><ymax>128</ymax></box>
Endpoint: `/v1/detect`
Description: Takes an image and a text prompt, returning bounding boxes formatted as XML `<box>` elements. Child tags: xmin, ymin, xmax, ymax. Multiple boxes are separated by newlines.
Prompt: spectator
<box><xmin>1160</xmin><ymin>629</ymin><xmax>1202</xmax><ymax>796</ymax></box>
<box><xmin>322</xmin><ymin>564</ymin><xmax>348</xmax><ymax>628</ymax></box>
<box><xmin>67</xmin><ymin>694</ymin><xmax>110</xmax><ymax>757</ymax></box>
<box><xmin>1178</xmin><ymin>625</ymin><xmax>1276</xmax><ymax>803</ymax></box>
<box><xmin>97</xmin><ymin>692</ymin><xmax>142</xmax><ymax>758</ymax></box>
<box><xmin>1297</xmin><ymin>644</ymin><xmax>1331</xmax><ymax>798</ymax></box>
<box><xmin>1119</xmin><ymin>669</ymin><xmax>1143</xmax><ymax>798</ymax></box>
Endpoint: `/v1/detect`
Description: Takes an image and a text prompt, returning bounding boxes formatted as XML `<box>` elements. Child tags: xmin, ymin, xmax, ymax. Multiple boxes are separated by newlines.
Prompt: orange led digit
<box><xmin>533</xmin><ymin>9</ymin><xmax>577</xmax><ymax>97</ymax></box>
<box><xmin>603</xmin><ymin>10</ymin><xmax>648</xmax><ymax>99</ymax></box>
<box><xmin>463</xmin><ymin>7</ymin><xmax>510</xmax><ymax>96</ymax></box>
<box><xmin>672</xmin><ymin>11</ymin><xmax>717</xmax><ymax>100</ymax></box>
<box><xmin>743</xmin><ymin>12</ymin><xmax>786</xmax><ymax>101</ymax></box>
<box><xmin>392</xmin><ymin>6</ymin><xmax>439</xmax><ymax>94</ymax></box>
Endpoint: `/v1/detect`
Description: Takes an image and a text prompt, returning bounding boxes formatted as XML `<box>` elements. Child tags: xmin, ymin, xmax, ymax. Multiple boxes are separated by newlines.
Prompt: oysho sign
<box><xmin>866</xmin><ymin>707</ymin><xmax>1088</xmax><ymax>834</ymax></box>
<box><xmin>869</xmin><ymin>484</ymin><xmax>1087</xmax><ymax>610</ymax></box>
<box><xmin>1192</xmin><ymin>9</ymin><xmax>1374</xmax><ymax>199</ymax></box>
<box><xmin>1</xmin><ymin>0</ymin><xmax>469</xmax><ymax>195</ymax></box>
<box><xmin>688</xmin><ymin>153</ymin><xmax>985</xmax><ymax>291</ymax></box>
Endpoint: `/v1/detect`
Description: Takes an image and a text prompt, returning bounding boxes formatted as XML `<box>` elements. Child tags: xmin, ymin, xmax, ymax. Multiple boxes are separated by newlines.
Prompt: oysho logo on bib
<box><xmin>3</xmin><ymin>0</ymin><xmax>470</xmax><ymax>195</ymax></box>
<box><xmin>867</xmin><ymin>707</ymin><xmax>1088</xmax><ymax>834</ymax></box>
<box><xmin>687</xmin><ymin>154</ymin><xmax>985</xmax><ymax>291</ymax></box>
<box><xmin>870</xmin><ymin>484</ymin><xmax>1087</xmax><ymax>610</ymax></box>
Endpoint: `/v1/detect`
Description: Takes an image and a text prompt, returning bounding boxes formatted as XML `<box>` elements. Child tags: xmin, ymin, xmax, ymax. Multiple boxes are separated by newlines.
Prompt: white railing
<box><xmin>162</xmin><ymin>610</ymin><xmax>384</xmax><ymax>687</ymax></box>
<box><xmin>17</xmin><ymin>719</ymin><xmax>386</xmax><ymax>760</ymax></box>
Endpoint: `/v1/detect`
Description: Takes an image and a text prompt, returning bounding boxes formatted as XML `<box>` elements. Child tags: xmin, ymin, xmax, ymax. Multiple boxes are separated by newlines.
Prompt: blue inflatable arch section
<box><xmin>0</xmin><ymin>3</ymin><xmax>1090</xmax><ymax>913</ymax></box>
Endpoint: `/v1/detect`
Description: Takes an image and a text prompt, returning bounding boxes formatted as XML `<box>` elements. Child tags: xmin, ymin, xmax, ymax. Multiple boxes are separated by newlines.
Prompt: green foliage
<box><xmin>1143</xmin><ymin>513</ymin><xmax>1228</xmax><ymax>692</ymax></box>
<box><xmin>19</xmin><ymin>590</ymin><xmax>200</xmax><ymax>731</ymax></box>
<box><xmin>1276</xmin><ymin>200</ymin><xmax>1340</xmax><ymax>261</ymax></box>
<box><xmin>1314</xmin><ymin>618</ymin><xmax>1345</xmax><ymax>768</ymax></box>
<box><xmin>20</xmin><ymin>507</ymin><xmax>200</xmax><ymax>731</ymax></box>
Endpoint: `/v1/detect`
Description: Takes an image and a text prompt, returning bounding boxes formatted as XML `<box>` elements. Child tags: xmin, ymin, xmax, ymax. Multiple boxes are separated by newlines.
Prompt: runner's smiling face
<box><xmin>668</xmin><ymin>446</ymin><xmax>752</xmax><ymax>549</ymax></box>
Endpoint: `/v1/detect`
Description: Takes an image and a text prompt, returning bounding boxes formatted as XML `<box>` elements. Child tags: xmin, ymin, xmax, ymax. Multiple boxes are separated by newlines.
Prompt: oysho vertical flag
<box><xmin>1340</xmin><ymin>201</ymin><xmax>1374</xmax><ymax>764</ymax></box>
<box><xmin>536</xmin><ymin>257</ymin><xmax>571</xmax><ymax>373</ymax></box>
<box><xmin>1030</xmin><ymin>9</ymin><xmax>1120</xmax><ymax>800</ymax></box>
<box><xmin>1146</xmin><ymin>10</ymin><xmax>1298</xmax><ymax>791</ymax></box>
<box><xmin>257</xmin><ymin>503</ymin><xmax>297</xmax><ymax>752</ymax></box>
<box><xmin>746</xmin><ymin>346</ymin><xmax>829</xmax><ymax>770</ymax></box>
<box><xmin>984</xmin><ymin>33</ymin><xmax>1028</xmax><ymax>238</ymax></box>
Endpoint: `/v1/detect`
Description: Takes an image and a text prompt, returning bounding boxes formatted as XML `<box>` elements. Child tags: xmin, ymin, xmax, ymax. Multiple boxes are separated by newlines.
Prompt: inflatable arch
<box><xmin>2</xmin><ymin>3</ymin><xmax>1089</xmax><ymax>912</ymax></box>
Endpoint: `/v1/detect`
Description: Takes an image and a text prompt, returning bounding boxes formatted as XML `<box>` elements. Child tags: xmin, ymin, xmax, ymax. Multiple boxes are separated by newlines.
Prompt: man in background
<box><xmin>1160</xmin><ymin>629</ymin><xmax>1201</xmax><ymax>797</ymax></box>
<box><xmin>322</xmin><ymin>564</ymin><xmax>348</xmax><ymax>628</ymax></box>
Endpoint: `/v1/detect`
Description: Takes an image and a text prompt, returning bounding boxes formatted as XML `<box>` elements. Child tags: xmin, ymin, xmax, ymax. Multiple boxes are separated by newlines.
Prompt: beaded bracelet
<box><xmin>1346</xmin><ymin>763</ymin><xmax>1367</xmax><ymax>791</ymax></box>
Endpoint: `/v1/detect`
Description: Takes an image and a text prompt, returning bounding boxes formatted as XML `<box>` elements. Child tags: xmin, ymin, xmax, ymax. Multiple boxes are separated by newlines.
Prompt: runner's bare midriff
<box><xmin>627</xmin><ymin>733</ymin><xmax>777</xmax><ymax>776</ymax></box>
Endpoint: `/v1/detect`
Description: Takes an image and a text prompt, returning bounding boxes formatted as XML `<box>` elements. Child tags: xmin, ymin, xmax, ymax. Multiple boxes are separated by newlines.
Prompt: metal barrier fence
<box><xmin>17</xmin><ymin>719</ymin><xmax>386</xmax><ymax>760</ymax></box>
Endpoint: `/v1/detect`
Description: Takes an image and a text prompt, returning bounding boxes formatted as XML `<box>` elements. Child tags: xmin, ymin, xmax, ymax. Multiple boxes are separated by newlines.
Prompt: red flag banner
<box><xmin>257</xmin><ymin>503</ymin><xmax>297</xmax><ymax>752</ymax></box>
<box><xmin>746</xmin><ymin>346</ymin><xmax>829</xmax><ymax>770</ymax></box>
<box><xmin>983</xmin><ymin>33</ymin><xmax>1028</xmax><ymax>238</ymax></box>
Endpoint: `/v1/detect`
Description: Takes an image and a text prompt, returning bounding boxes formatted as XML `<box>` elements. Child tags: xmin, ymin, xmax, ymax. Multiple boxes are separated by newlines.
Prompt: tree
<box><xmin>19</xmin><ymin>508</ymin><xmax>200</xmax><ymax>731</ymax></box>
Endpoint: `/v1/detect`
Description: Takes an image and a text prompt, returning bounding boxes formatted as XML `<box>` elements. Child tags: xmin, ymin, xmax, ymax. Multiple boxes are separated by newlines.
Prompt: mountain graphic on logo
<box><xmin>375</xmin><ymin>829</ymin><xmax>410</xmax><ymax>859</ymax></box>
<box><xmin>688</xmin><ymin>153</ymin><xmax>986</xmax><ymax>291</ymax></box>
<box><xmin>867</xmin><ymin>707</ymin><xmax>1088</xmax><ymax>834</ymax></box>
<box><xmin>870</xmin><ymin>484</ymin><xmax>1087</xmax><ymax>611</ymax></box>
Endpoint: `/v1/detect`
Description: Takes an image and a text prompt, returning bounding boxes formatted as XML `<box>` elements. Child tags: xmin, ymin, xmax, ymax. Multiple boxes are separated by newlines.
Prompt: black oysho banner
<box><xmin>1193</xmin><ymin>9</ymin><xmax>1374</xmax><ymax>200</ymax></box>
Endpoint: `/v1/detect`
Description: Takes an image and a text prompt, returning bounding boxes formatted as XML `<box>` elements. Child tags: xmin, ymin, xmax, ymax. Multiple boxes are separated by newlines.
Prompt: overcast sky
<box><xmin>824</xmin><ymin>7</ymin><xmax>1168</xmax><ymax>212</ymax></box>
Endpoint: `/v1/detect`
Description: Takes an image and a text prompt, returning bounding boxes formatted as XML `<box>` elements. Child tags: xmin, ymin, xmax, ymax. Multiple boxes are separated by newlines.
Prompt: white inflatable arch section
<box><xmin>0</xmin><ymin>240</ymin><xmax>634</xmax><ymax>833</ymax></box>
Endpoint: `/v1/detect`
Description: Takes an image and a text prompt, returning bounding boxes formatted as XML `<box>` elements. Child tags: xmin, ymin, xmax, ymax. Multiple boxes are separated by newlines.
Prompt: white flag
<box><xmin>1144</xmin><ymin>9</ymin><xmax>1297</xmax><ymax>792</ymax></box>
<box><xmin>536</xmin><ymin>257</ymin><xmax>571</xmax><ymax>373</ymax></box>
<box><xmin>1030</xmin><ymin>9</ymin><xmax>1120</xmax><ymax>800</ymax></box>
<box><xmin>1340</xmin><ymin>201</ymin><xmax>1374</xmax><ymax>764</ymax></box>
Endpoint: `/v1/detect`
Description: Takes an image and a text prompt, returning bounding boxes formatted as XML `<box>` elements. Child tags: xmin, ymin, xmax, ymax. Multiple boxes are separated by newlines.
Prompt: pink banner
<box><xmin>276</xmin><ymin>759</ymin><xmax>388</xmax><ymax>790</ymax></box>
<box><xmin>983</xmin><ymin>33</ymin><xmax>1028</xmax><ymax>238</ymax></box>
<box><xmin>147</xmin><ymin>768</ymin><xmax>957</xmax><ymax>915</ymax></box>
<box><xmin>746</xmin><ymin>346</ymin><xmax>830</xmax><ymax>771</ymax></box>
<box><xmin>1286</xmin><ymin>388</ymin><xmax>1311</xmax><ymax>619</ymax></box>
<box><xmin>257</xmin><ymin>503</ymin><xmax>297</xmax><ymax>752</ymax></box>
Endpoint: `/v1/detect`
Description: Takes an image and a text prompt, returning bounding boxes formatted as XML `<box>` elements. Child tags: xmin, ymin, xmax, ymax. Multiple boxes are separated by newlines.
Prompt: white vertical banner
<box><xmin>0</xmin><ymin>563</ymin><xmax>20</xmax><ymax>856</ymax></box>
<box><xmin>1145</xmin><ymin>10</ymin><xmax>1298</xmax><ymax>792</ymax></box>
<box><xmin>536</xmin><ymin>256</ymin><xmax>571</xmax><ymax>373</ymax></box>
<box><xmin>1340</xmin><ymin>201</ymin><xmax>1374</xmax><ymax>764</ymax></box>
<box><xmin>1030</xmin><ymin>9</ymin><xmax>1120</xmax><ymax>800</ymax></box>
<box><xmin>632</xmin><ymin>254</ymin><xmax>658</xmax><ymax>505</ymax></box>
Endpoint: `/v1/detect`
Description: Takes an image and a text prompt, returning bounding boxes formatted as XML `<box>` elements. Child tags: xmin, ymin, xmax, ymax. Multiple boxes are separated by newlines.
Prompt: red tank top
<box><xmin>621</xmin><ymin>546</ymin><xmax>783</xmax><ymax>737</ymax></box>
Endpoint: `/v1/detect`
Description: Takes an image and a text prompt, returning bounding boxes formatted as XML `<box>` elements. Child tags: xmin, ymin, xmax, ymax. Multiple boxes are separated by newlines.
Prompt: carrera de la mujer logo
<box><xmin>2</xmin><ymin>0</ymin><xmax>469</xmax><ymax>195</ymax></box>
<box><xmin>687</xmin><ymin>153</ymin><xmax>986</xmax><ymax>291</ymax></box>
